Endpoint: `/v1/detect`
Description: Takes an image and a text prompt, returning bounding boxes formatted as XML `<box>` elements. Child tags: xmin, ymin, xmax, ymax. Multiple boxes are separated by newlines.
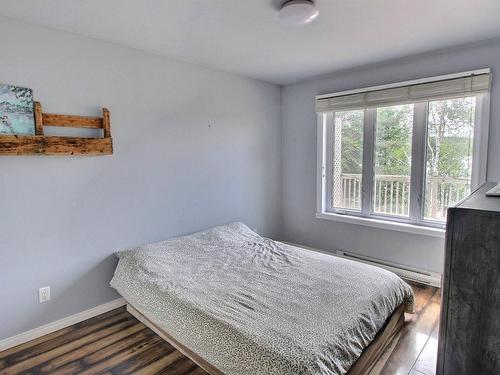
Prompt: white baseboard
<box><xmin>0</xmin><ymin>297</ymin><xmax>126</xmax><ymax>352</ymax></box>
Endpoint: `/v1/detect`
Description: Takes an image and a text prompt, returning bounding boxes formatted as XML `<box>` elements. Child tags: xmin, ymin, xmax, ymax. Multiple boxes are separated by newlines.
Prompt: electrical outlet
<box><xmin>39</xmin><ymin>286</ymin><xmax>50</xmax><ymax>303</ymax></box>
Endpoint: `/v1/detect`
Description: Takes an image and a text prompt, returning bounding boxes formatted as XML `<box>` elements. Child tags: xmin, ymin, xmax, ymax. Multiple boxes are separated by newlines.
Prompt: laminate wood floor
<box><xmin>380</xmin><ymin>282</ymin><xmax>440</xmax><ymax>375</ymax></box>
<box><xmin>0</xmin><ymin>281</ymin><xmax>440</xmax><ymax>375</ymax></box>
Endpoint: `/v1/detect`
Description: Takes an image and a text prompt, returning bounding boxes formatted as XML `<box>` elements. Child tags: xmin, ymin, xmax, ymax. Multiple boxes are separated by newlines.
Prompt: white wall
<box><xmin>281</xmin><ymin>39</ymin><xmax>500</xmax><ymax>274</ymax></box>
<box><xmin>0</xmin><ymin>17</ymin><xmax>282</xmax><ymax>340</ymax></box>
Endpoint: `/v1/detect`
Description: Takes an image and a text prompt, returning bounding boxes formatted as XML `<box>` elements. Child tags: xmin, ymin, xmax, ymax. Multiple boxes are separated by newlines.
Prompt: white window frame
<box><xmin>316</xmin><ymin>69</ymin><xmax>491</xmax><ymax>238</ymax></box>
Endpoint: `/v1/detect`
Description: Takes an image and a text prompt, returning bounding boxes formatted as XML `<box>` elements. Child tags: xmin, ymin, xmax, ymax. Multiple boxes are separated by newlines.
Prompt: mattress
<box><xmin>110</xmin><ymin>222</ymin><xmax>414</xmax><ymax>375</ymax></box>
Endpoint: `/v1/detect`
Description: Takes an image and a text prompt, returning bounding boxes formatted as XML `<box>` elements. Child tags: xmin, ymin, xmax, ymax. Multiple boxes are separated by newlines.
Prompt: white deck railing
<box><xmin>337</xmin><ymin>174</ymin><xmax>470</xmax><ymax>219</ymax></box>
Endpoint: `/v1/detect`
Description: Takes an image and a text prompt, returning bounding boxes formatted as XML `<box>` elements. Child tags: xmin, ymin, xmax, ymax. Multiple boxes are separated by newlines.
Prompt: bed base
<box><xmin>127</xmin><ymin>302</ymin><xmax>405</xmax><ymax>375</ymax></box>
<box><xmin>347</xmin><ymin>304</ymin><xmax>405</xmax><ymax>374</ymax></box>
<box><xmin>126</xmin><ymin>304</ymin><xmax>223</xmax><ymax>375</ymax></box>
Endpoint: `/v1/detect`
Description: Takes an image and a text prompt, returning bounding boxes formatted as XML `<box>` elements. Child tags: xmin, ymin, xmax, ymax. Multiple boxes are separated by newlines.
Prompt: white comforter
<box><xmin>111</xmin><ymin>222</ymin><xmax>414</xmax><ymax>375</ymax></box>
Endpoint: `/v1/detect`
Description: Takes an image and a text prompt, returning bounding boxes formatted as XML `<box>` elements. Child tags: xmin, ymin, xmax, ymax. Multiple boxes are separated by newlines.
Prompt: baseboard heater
<box><xmin>335</xmin><ymin>249</ymin><xmax>441</xmax><ymax>288</ymax></box>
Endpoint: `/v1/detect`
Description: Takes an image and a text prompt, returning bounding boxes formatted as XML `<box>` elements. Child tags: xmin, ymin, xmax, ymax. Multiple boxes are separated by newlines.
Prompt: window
<box><xmin>423</xmin><ymin>97</ymin><xmax>476</xmax><ymax>222</ymax></box>
<box><xmin>331</xmin><ymin>110</ymin><xmax>364</xmax><ymax>211</ymax></box>
<box><xmin>374</xmin><ymin>104</ymin><xmax>413</xmax><ymax>217</ymax></box>
<box><xmin>317</xmin><ymin>70</ymin><xmax>490</xmax><ymax>231</ymax></box>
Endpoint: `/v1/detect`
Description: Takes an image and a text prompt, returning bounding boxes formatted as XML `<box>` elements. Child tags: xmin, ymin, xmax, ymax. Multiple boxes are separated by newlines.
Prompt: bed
<box><xmin>111</xmin><ymin>222</ymin><xmax>414</xmax><ymax>375</ymax></box>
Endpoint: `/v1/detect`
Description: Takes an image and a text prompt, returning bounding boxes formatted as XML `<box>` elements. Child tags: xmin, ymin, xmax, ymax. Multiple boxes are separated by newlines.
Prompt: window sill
<box><xmin>315</xmin><ymin>212</ymin><xmax>445</xmax><ymax>238</ymax></box>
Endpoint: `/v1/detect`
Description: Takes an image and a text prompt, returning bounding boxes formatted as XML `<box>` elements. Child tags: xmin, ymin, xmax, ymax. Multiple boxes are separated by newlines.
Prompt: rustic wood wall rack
<box><xmin>0</xmin><ymin>101</ymin><xmax>113</xmax><ymax>156</ymax></box>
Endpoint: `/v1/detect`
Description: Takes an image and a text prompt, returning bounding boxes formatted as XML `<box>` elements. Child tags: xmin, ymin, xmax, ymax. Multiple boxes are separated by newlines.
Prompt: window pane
<box><xmin>374</xmin><ymin>104</ymin><xmax>414</xmax><ymax>217</ymax></box>
<box><xmin>332</xmin><ymin>110</ymin><xmax>364</xmax><ymax>211</ymax></box>
<box><xmin>423</xmin><ymin>97</ymin><xmax>475</xmax><ymax>222</ymax></box>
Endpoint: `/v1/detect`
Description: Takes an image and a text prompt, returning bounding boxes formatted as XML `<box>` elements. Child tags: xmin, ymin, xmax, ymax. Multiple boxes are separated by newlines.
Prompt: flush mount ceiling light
<box><xmin>279</xmin><ymin>0</ymin><xmax>319</xmax><ymax>26</ymax></box>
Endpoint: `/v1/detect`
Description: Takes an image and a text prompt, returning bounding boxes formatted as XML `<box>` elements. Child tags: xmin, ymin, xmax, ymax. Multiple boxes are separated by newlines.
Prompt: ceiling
<box><xmin>1</xmin><ymin>0</ymin><xmax>500</xmax><ymax>85</ymax></box>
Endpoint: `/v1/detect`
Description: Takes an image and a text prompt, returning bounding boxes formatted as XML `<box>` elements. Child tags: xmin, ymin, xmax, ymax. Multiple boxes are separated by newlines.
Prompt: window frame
<box><xmin>316</xmin><ymin>70</ymin><xmax>491</xmax><ymax>236</ymax></box>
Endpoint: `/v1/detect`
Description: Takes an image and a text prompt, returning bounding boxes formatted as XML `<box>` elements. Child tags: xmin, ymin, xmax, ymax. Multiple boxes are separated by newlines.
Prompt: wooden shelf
<box><xmin>0</xmin><ymin>135</ymin><xmax>112</xmax><ymax>156</ymax></box>
<box><xmin>0</xmin><ymin>102</ymin><xmax>113</xmax><ymax>156</ymax></box>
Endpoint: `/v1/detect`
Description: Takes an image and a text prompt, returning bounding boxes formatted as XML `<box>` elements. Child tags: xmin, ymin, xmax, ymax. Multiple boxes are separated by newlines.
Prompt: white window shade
<box><xmin>316</xmin><ymin>73</ymin><xmax>491</xmax><ymax>113</ymax></box>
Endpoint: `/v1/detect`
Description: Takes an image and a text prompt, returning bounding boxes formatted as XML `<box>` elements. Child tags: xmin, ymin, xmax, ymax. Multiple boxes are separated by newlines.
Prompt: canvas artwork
<box><xmin>0</xmin><ymin>84</ymin><xmax>35</xmax><ymax>135</ymax></box>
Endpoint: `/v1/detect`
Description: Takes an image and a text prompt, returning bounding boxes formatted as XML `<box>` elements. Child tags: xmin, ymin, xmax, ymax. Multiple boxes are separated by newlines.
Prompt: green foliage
<box><xmin>335</xmin><ymin>97</ymin><xmax>475</xmax><ymax>179</ymax></box>
<box><xmin>374</xmin><ymin>105</ymin><xmax>412</xmax><ymax>175</ymax></box>
<box><xmin>426</xmin><ymin>98</ymin><xmax>475</xmax><ymax>179</ymax></box>
<box><xmin>427</xmin><ymin>136</ymin><xmax>473</xmax><ymax>178</ymax></box>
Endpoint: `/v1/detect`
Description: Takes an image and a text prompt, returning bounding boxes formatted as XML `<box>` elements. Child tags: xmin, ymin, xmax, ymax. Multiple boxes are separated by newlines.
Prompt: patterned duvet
<box><xmin>110</xmin><ymin>222</ymin><xmax>414</xmax><ymax>375</ymax></box>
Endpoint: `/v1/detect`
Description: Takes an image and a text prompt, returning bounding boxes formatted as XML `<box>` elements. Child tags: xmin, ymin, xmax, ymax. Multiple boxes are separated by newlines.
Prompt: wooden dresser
<box><xmin>437</xmin><ymin>182</ymin><xmax>500</xmax><ymax>375</ymax></box>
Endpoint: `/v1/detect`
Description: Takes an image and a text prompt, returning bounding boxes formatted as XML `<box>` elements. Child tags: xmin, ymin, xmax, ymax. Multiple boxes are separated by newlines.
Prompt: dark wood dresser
<box><xmin>437</xmin><ymin>182</ymin><xmax>500</xmax><ymax>375</ymax></box>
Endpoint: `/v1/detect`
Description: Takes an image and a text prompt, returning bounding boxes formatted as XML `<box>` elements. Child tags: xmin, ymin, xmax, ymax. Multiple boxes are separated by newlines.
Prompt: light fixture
<box><xmin>279</xmin><ymin>0</ymin><xmax>319</xmax><ymax>26</ymax></box>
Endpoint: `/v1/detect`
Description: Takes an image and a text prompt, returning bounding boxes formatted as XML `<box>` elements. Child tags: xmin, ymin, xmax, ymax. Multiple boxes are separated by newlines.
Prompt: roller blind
<box><xmin>316</xmin><ymin>73</ymin><xmax>491</xmax><ymax>113</ymax></box>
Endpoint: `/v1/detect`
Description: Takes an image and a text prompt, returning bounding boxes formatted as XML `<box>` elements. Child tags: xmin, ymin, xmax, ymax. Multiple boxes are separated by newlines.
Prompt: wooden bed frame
<box><xmin>127</xmin><ymin>302</ymin><xmax>405</xmax><ymax>375</ymax></box>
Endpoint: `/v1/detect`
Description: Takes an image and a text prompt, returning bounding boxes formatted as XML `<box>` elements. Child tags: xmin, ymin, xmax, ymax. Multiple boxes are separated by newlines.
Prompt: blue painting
<box><xmin>0</xmin><ymin>84</ymin><xmax>35</xmax><ymax>135</ymax></box>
